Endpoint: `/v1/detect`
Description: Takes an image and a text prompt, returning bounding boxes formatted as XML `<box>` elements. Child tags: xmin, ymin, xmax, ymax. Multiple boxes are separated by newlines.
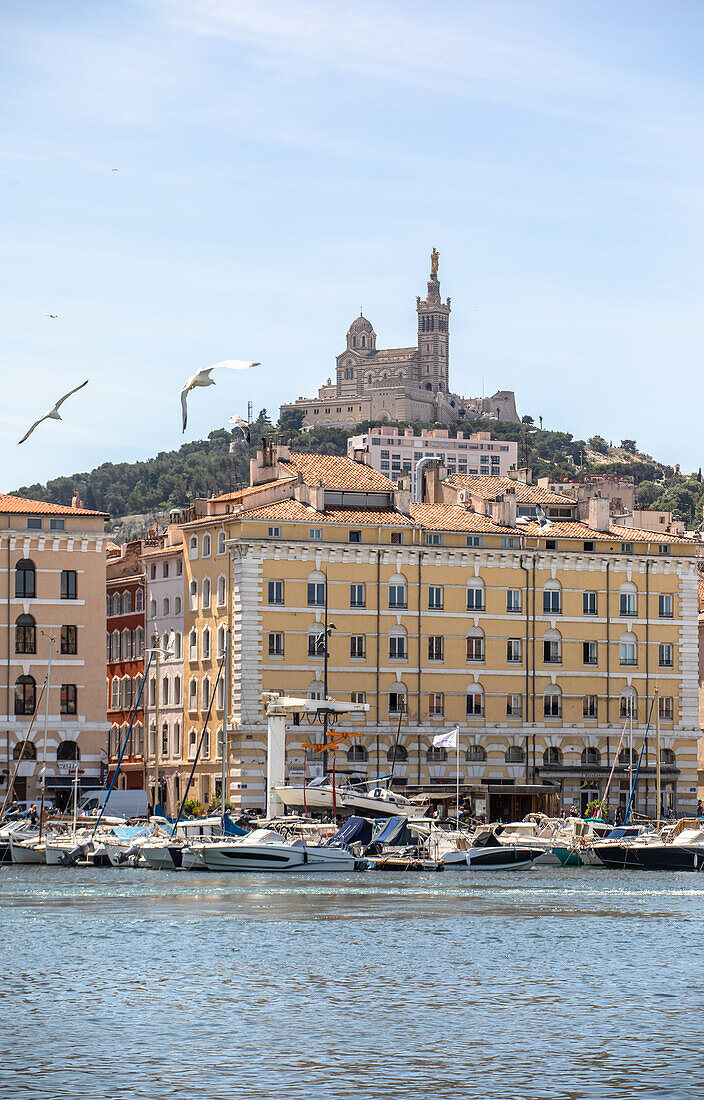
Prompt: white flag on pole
<box><xmin>433</xmin><ymin>728</ymin><xmax>458</xmax><ymax>749</ymax></box>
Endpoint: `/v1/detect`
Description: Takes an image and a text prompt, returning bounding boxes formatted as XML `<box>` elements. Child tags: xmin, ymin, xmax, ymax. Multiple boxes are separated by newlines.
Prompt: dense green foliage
<box><xmin>12</xmin><ymin>411</ymin><xmax>704</xmax><ymax>526</ymax></box>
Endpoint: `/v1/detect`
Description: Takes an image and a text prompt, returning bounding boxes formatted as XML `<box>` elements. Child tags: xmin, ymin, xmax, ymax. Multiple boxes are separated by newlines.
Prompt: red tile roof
<box><xmin>409</xmin><ymin>504</ymin><xmax>516</xmax><ymax>534</ymax></box>
<box><xmin>210</xmin><ymin>478</ymin><xmax>297</xmax><ymax>505</ymax></box>
<box><xmin>278</xmin><ymin>452</ymin><xmax>396</xmax><ymax>492</ymax></box>
<box><xmin>239</xmin><ymin>499</ymin><xmax>413</xmax><ymax>526</ymax></box>
<box><xmin>447</xmin><ymin>474</ymin><xmax>576</xmax><ymax>506</ymax></box>
<box><xmin>0</xmin><ymin>492</ymin><xmax>108</xmax><ymax>518</ymax></box>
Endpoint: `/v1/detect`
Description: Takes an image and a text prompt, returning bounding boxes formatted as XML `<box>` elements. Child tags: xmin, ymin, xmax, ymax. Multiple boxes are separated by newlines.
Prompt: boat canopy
<box><xmin>326</xmin><ymin>816</ymin><xmax>373</xmax><ymax>849</ymax></box>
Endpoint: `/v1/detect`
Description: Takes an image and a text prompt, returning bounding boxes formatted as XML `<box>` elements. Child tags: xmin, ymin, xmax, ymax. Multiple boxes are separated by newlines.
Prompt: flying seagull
<box><xmin>18</xmin><ymin>379</ymin><xmax>89</xmax><ymax>445</ymax></box>
<box><xmin>47</xmin><ymin>314</ymin><xmax>58</xmax><ymax>319</ymax></box>
<box><xmin>180</xmin><ymin>360</ymin><xmax>259</xmax><ymax>432</ymax></box>
<box><xmin>229</xmin><ymin>414</ymin><xmax>251</xmax><ymax>443</ymax></box>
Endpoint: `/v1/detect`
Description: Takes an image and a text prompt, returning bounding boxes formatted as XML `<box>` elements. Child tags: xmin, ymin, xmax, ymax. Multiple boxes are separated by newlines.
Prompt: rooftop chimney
<box><xmin>588</xmin><ymin>495</ymin><xmax>610</xmax><ymax>533</ymax></box>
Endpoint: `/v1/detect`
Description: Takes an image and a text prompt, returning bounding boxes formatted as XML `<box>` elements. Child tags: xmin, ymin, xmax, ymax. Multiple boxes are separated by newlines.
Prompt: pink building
<box><xmin>348</xmin><ymin>427</ymin><xmax>518</xmax><ymax>482</ymax></box>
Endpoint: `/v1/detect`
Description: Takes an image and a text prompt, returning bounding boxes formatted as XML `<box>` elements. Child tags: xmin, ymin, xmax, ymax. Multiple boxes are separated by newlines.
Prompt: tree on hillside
<box><xmin>588</xmin><ymin>435</ymin><xmax>609</xmax><ymax>455</ymax></box>
<box><xmin>620</xmin><ymin>439</ymin><xmax>637</xmax><ymax>454</ymax></box>
<box><xmin>521</xmin><ymin>415</ymin><xmax>534</xmax><ymax>425</ymax></box>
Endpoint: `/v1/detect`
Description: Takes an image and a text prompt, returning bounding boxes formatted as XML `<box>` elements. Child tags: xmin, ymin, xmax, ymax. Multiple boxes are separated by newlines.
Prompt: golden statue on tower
<box><xmin>430</xmin><ymin>247</ymin><xmax>439</xmax><ymax>276</ymax></box>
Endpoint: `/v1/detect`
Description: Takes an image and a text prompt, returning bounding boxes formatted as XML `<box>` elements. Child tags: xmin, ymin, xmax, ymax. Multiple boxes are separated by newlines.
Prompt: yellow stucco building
<box><xmin>179</xmin><ymin>444</ymin><xmax>701</xmax><ymax>820</ymax></box>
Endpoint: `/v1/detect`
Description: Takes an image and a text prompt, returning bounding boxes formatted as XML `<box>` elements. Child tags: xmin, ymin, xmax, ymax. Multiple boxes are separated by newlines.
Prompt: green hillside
<box><xmin>12</xmin><ymin>408</ymin><xmax>704</xmax><ymax>528</ymax></box>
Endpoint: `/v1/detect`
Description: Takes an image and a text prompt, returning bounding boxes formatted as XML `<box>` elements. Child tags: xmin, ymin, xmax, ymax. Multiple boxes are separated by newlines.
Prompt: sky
<box><xmin>1</xmin><ymin>0</ymin><xmax>703</xmax><ymax>489</ymax></box>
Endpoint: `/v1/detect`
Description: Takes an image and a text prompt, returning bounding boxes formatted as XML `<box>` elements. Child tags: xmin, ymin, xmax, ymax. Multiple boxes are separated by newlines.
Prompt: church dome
<box><xmin>346</xmin><ymin>313</ymin><xmax>376</xmax><ymax>353</ymax></box>
<box><xmin>348</xmin><ymin>314</ymin><xmax>374</xmax><ymax>335</ymax></box>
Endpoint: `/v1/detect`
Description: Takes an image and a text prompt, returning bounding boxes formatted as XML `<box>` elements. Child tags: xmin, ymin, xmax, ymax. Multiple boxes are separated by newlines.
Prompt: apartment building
<box><xmin>141</xmin><ymin>528</ymin><xmax>184</xmax><ymax>814</ymax></box>
<box><xmin>1</xmin><ymin>492</ymin><xmax>108</xmax><ymax>807</ymax></box>
<box><xmin>348</xmin><ymin>427</ymin><xmax>518</xmax><ymax>482</ymax></box>
<box><xmin>106</xmin><ymin>541</ymin><xmax>146</xmax><ymax>791</ymax></box>
<box><xmin>179</xmin><ymin>445</ymin><xmax>701</xmax><ymax>820</ymax></box>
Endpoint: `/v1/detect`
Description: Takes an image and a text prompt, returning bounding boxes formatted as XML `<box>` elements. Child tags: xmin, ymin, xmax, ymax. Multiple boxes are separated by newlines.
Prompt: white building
<box><xmin>347</xmin><ymin>427</ymin><xmax>518</xmax><ymax>482</ymax></box>
<box><xmin>141</xmin><ymin>529</ymin><xmax>184</xmax><ymax>814</ymax></box>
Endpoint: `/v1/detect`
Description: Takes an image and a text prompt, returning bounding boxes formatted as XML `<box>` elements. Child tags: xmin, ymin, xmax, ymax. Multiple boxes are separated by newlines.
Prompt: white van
<box><xmin>77</xmin><ymin>789</ymin><xmax>148</xmax><ymax>820</ymax></box>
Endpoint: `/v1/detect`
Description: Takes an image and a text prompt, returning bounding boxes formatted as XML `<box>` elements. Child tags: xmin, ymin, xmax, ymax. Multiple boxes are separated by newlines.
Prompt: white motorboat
<box><xmin>273</xmin><ymin>777</ymin><xmax>428</xmax><ymax>819</ymax></box>
<box><xmin>10</xmin><ymin>832</ymin><xmax>45</xmax><ymax>864</ymax></box>
<box><xmin>192</xmin><ymin>827</ymin><xmax>358</xmax><ymax>872</ymax></box>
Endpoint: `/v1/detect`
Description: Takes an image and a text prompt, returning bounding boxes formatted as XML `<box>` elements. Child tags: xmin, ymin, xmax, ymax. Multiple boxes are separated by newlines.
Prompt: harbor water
<box><xmin>2</xmin><ymin>865</ymin><xmax>704</xmax><ymax>1099</ymax></box>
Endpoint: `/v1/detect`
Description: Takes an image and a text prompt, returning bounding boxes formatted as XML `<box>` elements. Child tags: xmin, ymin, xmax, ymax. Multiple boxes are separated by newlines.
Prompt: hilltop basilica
<box><xmin>279</xmin><ymin>250</ymin><xmax>519</xmax><ymax>429</ymax></box>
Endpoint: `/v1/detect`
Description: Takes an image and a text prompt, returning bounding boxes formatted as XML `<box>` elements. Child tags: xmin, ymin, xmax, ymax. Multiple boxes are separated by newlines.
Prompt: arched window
<box><xmin>427</xmin><ymin>745</ymin><xmax>447</xmax><ymax>762</ymax></box>
<box><xmin>173</xmin><ymin>632</ymin><xmax>182</xmax><ymax>660</ymax></box>
<box><xmin>581</xmin><ymin>747</ymin><xmax>601</xmax><ymax>765</ymax></box>
<box><xmin>217</xmin><ymin>625</ymin><xmax>226</xmax><ymax>657</ymax></box>
<box><xmin>122</xmin><ymin>676</ymin><xmax>133</xmax><ymax>710</ymax></box>
<box><xmin>13</xmin><ymin>739</ymin><xmax>36</xmax><ymax>760</ymax></box>
<box><xmin>307</xmin><ymin>679</ymin><xmax>324</xmax><ymax>700</ymax></box>
<box><xmin>135</xmin><ymin>626</ymin><xmax>144</xmax><ymax>657</ymax></box>
<box><xmin>661</xmin><ymin>748</ymin><xmax>676</xmax><ymax>766</ymax></box>
<box><xmin>308</xmin><ymin>625</ymin><xmax>325</xmax><ymax>658</ymax></box>
<box><xmin>123</xmin><ymin>591</ymin><xmax>132</xmax><ymax>614</ymax></box>
<box><xmin>466</xmin><ymin>578</ymin><xmax>485</xmax><ymax>611</ymax></box>
<box><xmin>618</xmin><ymin>746</ymin><xmax>639</xmax><ymax>764</ymax></box>
<box><xmin>543</xmin><ymin>629</ymin><xmax>562</xmax><ymax>664</ymax></box>
<box><xmin>619</xmin><ymin>581</ymin><xmax>637</xmax><ymax>617</ymax></box>
<box><xmin>106</xmin><ymin>594</ymin><xmax>112</xmax><ymax>616</ymax></box>
<box><xmin>15</xmin><ymin>559</ymin><xmax>36</xmax><ymax>598</ymax></box>
<box><xmin>162</xmin><ymin>676</ymin><xmax>169</xmax><ymax>705</ymax></box>
<box><xmin>466</xmin><ymin>629</ymin><xmax>485</xmax><ymax>662</ymax></box>
<box><xmin>466</xmin><ymin>684</ymin><xmax>484</xmax><ymax>715</ymax></box>
<box><xmin>189</xmin><ymin>678</ymin><xmax>198</xmax><ymax>710</ymax></box>
<box><xmin>163</xmin><ymin>597</ymin><xmax>170</xmax><ymax>616</ymax></box>
<box><xmin>217</xmin><ymin>576</ymin><xmax>226</xmax><ymax>606</ymax></box>
<box><xmin>188</xmin><ymin>728</ymin><xmax>198</xmax><ymax>760</ymax></box>
<box><xmin>189</xmin><ymin>535</ymin><xmax>198</xmax><ymax>560</ymax></box>
<box><xmin>135</xmin><ymin>589</ymin><xmax>144</xmax><ymax>613</ymax></box>
<box><xmin>149</xmin><ymin>598</ymin><xmax>157</xmax><ymax>618</ymax></box>
<box><xmin>386</xmin><ymin>744</ymin><xmax>408</xmax><ymax>763</ymax></box>
<box><xmin>133</xmin><ymin>673</ymin><xmax>143</xmax><ymax>703</ymax></box>
<box><xmin>15</xmin><ymin>614</ymin><xmax>36</xmax><ymax>654</ymax></box>
<box><xmin>122</xmin><ymin>628</ymin><xmax>132</xmax><ymax>659</ymax></box>
<box><xmin>14</xmin><ymin>675</ymin><xmax>36</xmax><ymax>716</ymax></box>
<box><xmin>189</xmin><ymin>629</ymin><xmax>198</xmax><ymax>660</ymax></box>
<box><xmin>174</xmin><ymin>676</ymin><xmax>182</xmax><ymax>705</ymax></box>
<box><xmin>133</xmin><ymin>722</ymin><xmax>144</xmax><ymax>757</ymax></box>
<box><xmin>347</xmin><ymin>744</ymin><xmax>368</xmax><ymax>762</ymax></box>
<box><xmin>202</xmin><ymin>577</ymin><xmax>211</xmax><ymax>608</ymax></box>
<box><xmin>544</xmin><ymin>686</ymin><xmax>562</xmax><ymax>718</ymax></box>
<box><xmin>173</xmin><ymin>722</ymin><xmax>181</xmax><ymax>757</ymax></box>
<box><xmin>307</xmin><ymin>571</ymin><xmax>326</xmax><ymax>607</ymax></box>
<box><xmin>189</xmin><ymin>579</ymin><xmax>198</xmax><ymax>611</ymax></box>
<box><xmin>505</xmin><ymin>745</ymin><xmax>525</xmax><ymax>763</ymax></box>
<box><xmin>108</xmin><ymin>723</ymin><xmax>119</xmax><ymax>758</ymax></box>
<box><xmin>113</xmin><ymin>592</ymin><xmax>122</xmax><ymax>616</ymax></box>
<box><xmin>465</xmin><ymin>744</ymin><xmax>487</xmax><ymax>762</ymax></box>
<box><xmin>174</xmin><ymin>595</ymin><xmax>182</xmax><ymax>615</ymax></box>
<box><xmin>543</xmin><ymin>580</ymin><xmax>561</xmax><ymax>615</ymax></box>
<box><xmin>543</xmin><ymin>746</ymin><xmax>563</xmax><ymax>765</ymax></box>
<box><xmin>217</xmin><ymin>531</ymin><xmax>226</xmax><ymax>555</ymax></box>
<box><xmin>619</xmin><ymin>631</ymin><xmax>637</xmax><ymax>667</ymax></box>
<box><xmin>217</xmin><ymin>676</ymin><xmax>224</xmax><ymax>711</ymax></box>
<box><xmin>57</xmin><ymin>740</ymin><xmax>79</xmax><ymax>761</ymax></box>
<box><xmin>111</xmin><ymin>677</ymin><xmax>120</xmax><ymax>710</ymax></box>
<box><xmin>619</xmin><ymin>686</ymin><xmax>637</xmax><ymax>720</ymax></box>
<box><xmin>202</xmin><ymin>628</ymin><xmax>211</xmax><ymax>660</ymax></box>
<box><xmin>202</xmin><ymin>533</ymin><xmax>211</xmax><ymax>557</ymax></box>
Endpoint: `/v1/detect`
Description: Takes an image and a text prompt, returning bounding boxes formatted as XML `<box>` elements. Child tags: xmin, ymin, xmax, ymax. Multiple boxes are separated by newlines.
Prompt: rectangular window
<box><xmin>268</xmin><ymin>580</ymin><xmax>284</xmax><ymax>605</ymax></box>
<box><xmin>506</xmin><ymin>694</ymin><xmax>522</xmax><ymax>718</ymax></box>
<box><xmin>389</xmin><ymin>635</ymin><xmax>407</xmax><ymax>660</ymax></box>
<box><xmin>466</xmin><ymin>588</ymin><xmax>484</xmax><ymax>611</ymax></box>
<box><xmin>466</xmin><ymin>692</ymin><xmax>484</xmax><ymax>716</ymax></box>
<box><xmin>583</xmin><ymin>641</ymin><xmax>598</xmax><ymax>666</ymax></box>
<box><xmin>60</xmin><ymin>625</ymin><xmax>77</xmax><ymax>655</ymax></box>
<box><xmin>428</xmin><ymin>636</ymin><xmax>443</xmax><ymax>661</ymax></box>
<box><xmin>390</xmin><ymin>532</ymin><xmax>403</xmax><ymax>545</ymax></box>
<box><xmin>49</xmin><ymin>518</ymin><xmax>65</xmax><ymax>531</ymax></box>
<box><xmin>620</xmin><ymin>642</ymin><xmax>637</xmax><ymax>666</ymax></box>
<box><xmin>506</xmin><ymin>589</ymin><xmax>521</xmax><ymax>612</ymax></box>
<box><xmin>658</xmin><ymin>643</ymin><xmax>673</xmax><ymax>668</ymax></box>
<box><xmin>466</xmin><ymin>636</ymin><xmax>484</xmax><ymax>662</ymax></box>
<box><xmin>350</xmin><ymin>583</ymin><xmax>365</xmax><ymax>608</ymax></box>
<box><xmin>268</xmin><ymin>527</ymin><xmax>281</xmax><ymax>538</ymax></box>
<box><xmin>583</xmin><ymin>541</ymin><xmax>594</xmax><ymax>552</ymax></box>
<box><xmin>27</xmin><ymin>517</ymin><xmax>42</xmax><ymax>530</ymax></box>
<box><xmin>351</xmin><ymin>691</ymin><xmax>366</xmax><ymax>705</ymax></box>
<box><xmin>658</xmin><ymin>594</ymin><xmax>673</xmax><ymax>618</ymax></box>
<box><xmin>506</xmin><ymin>638</ymin><xmax>522</xmax><ymax>663</ymax></box>
<box><xmin>350</xmin><ymin>635</ymin><xmax>365</xmax><ymax>659</ymax></box>
<box><xmin>659</xmin><ymin>696</ymin><xmax>674</xmax><ymax>720</ymax></box>
<box><xmin>543</xmin><ymin>589</ymin><xmax>561</xmax><ymax>614</ymax></box>
<box><xmin>348</xmin><ymin>530</ymin><xmax>362</xmax><ymax>543</ymax></box>
<box><xmin>501</xmin><ymin>537</ymin><xmax>519</xmax><ymax>549</ymax></box>
<box><xmin>309</xmin><ymin>528</ymin><xmax>323</xmax><ymax>541</ymax></box>
<box><xmin>620</xmin><ymin>592</ymin><xmax>637</xmax><ymax>616</ymax></box>
<box><xmin>466</xmin><ymin>536</ymin><xmax>484</xmax><ymax>547</ymax></box>
<box><xmin>621</xmin><ymin>542</ymin><xmax>634</xmax><ymax>554</ymax></box>
<box><xmin>545</xmin><ymin>539</ymin><xmax>557</xmax><ymax>551</ymax></box>
<box><xmin>60</xmin><ymin>684</ymin><xmax>77</xmax><ymax>715</ymax></box>
<box><xmin>61</xmin><ymin>570</ymin><xmax>77</xmax><ymax>600</ymax></box>
<box><xmin>583</xmin><ymin>591</ymin><xmax>598</xmax><ymax>615</ymax></box>
<box><xmin>389</xmin><ymin>692</ymin><xmax>406</xmax><ymax>714</ymax></box>
<box><xmin>428</xmin><ymin>693</ymin><xmax>444</xmax><ymax>717</ymax></box>
<box><xmin>583</xmin><ymin>695</ymin><xmax>598</xmax><ymax>718</ymax></box>
<box><xmin>389</xmin><ymin>584</ymin><xmax>406</xmax><ymax>609</ymax></box>
<box><xmin>268</xmin><ymin>632</ymin><xmax>284</xmax><ymax>657</ymax></box>
<box><xmin>307</xmin><ymin>582</ymin><xmax>326</xmax><ymax>606</ymax></box>
<box><xmin>428</xmin><ymin>586</ymin><xmax>443</xmax><ymax>610</ymax></box>
<box><xmin>659</xmin><ymin>544</ymin><xmax>671</xmax><ymax>555</ymax></box>
<box><xmin>543</xmin><ymin>639</ymin><xmax>561</xmax><ymax>664</ymax></box>
<box><xmin>544</xmin><ymin>693</ymin><xmax>561</xmax><ymax>718</ymax></box>
<box><xmin>425</xmin><ymin>533</ymin><xmax>444</xmax><ymax>546</ymax></box>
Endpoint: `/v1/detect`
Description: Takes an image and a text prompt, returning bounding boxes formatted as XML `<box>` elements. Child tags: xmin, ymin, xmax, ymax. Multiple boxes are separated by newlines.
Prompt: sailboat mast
<box><xmin>655</xmin><ymin>689</ymin><xmax>661</xmax><ymax>827</ymax></box>
<box><xmin>38</xmin><ymin>633</ymin><xmax>54</xmax><ymax>841</ymax></box>
<box><xmin>221</xmin><ymin>628</ymin><xmax>231</xmax><ymax>833</ymax></box>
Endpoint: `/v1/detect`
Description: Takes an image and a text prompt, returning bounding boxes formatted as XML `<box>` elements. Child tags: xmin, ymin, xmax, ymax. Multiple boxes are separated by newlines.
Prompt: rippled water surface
<box><xmin>1</xmin><ymin>864</ymin><xmax>704</xmax><ymax>1099</ymax></box>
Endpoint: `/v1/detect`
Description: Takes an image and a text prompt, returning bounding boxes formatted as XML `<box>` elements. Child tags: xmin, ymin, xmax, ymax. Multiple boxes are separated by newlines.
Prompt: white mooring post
<box><xmin>266</xmin><ymin>711</ymin><xmax>288</xmax><ymax>819</ymax></box>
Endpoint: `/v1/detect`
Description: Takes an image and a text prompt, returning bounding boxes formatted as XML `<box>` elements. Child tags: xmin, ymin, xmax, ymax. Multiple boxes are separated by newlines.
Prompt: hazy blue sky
<box><xmin>2</xmin><ymin>0</ymin><xmax>703</xmax><ymax>488</ymax></box>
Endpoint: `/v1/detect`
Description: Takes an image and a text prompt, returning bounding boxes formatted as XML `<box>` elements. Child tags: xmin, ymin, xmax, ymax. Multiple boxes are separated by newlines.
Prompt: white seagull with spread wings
<box><xmin>18</xmin><ymin>379</ymin><xmax>90</xmax><ymax>445</ymax></box>
<box><xmin>180</xmin><ymin>360</ymin><xmax>259</xmax><ymax>432</ymax></box>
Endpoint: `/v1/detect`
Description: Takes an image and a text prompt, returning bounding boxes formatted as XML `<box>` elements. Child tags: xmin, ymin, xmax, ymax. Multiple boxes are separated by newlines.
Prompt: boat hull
<box><xmin>199</xmin><ymin>841</ymin><xmax>356</xmax><ymax>872</ymax></box>
<box><xmin>590</xmin><ymin>844</ymin><xmax>644</xmax><ymax>869</ymax></box>
<box><xmin>465</xmin><ymin>845</ymin><xmax>543</xmax><ymax>870</ymax></box>
<box><xmin>10</xmin><ymin>838</ymin><xmax>45</xmax><ymax>864</ymax></box>
<box><xmin>273</xmin><ymin>784</ymin><xmax>424</xmax><ymax>819</ymax></box>
<box><xmin>636</xmin><ymin>845</ymin><xmax>704</xmax><ymax>872</ymax></box>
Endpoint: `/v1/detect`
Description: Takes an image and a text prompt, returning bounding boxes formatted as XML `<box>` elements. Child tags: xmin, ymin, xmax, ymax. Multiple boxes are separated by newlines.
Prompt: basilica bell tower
<box><xmin>416</xmin><ymin>248</ymin><xmax>451</xmax><ymax>393</ymax></box>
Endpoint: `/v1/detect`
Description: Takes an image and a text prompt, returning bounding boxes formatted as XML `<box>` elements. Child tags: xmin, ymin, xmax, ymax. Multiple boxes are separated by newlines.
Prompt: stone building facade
<box><xmin>280</xmin><ymin>252</ymin><xmax>519</xmax><ymax>429</ymax></box>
